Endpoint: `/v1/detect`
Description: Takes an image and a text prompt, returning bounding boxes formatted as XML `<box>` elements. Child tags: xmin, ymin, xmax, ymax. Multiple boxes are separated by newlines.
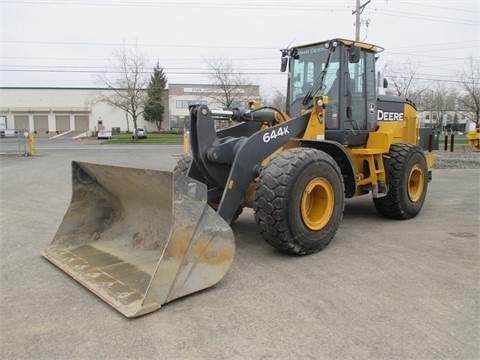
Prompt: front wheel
<box><xmin>373</xmin><ymin>143</ymin><xmax>428</xmax><ymax>219</ymax></box>
<box><xmin>253</xmin><ymin>148</ymin><xmax>345</xmax><ymax>255</ymax></box>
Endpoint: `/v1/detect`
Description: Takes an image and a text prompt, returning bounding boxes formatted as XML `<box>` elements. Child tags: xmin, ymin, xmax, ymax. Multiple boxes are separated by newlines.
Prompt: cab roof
<box><xmin>295</xmin><ymin>38</ymin><xmax>384</xmax><ymax>53</ymax></box>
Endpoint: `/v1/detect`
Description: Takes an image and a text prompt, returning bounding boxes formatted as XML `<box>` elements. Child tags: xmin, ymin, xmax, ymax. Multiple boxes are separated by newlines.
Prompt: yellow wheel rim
<box><xmin>407</xmin><ymin>164</ymin><xmax>425</xmax><ymax>202</ymax></box>
<box><xmin>301</xmin><ymin>178</ymin><xmax>334</xmax><ymax>230</ymax></box>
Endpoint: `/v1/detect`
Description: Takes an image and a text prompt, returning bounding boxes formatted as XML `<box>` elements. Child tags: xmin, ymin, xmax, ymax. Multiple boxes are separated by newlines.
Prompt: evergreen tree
<box><xmin>144</xmin><ymin>62</ymin><xmax>168</xmax><ymax>131</ymax></box>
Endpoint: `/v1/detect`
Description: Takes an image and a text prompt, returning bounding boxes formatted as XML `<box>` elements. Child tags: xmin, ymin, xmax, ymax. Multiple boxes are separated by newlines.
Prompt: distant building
<box><xmin>0</xmin><ymin>84</ymin><xmax>260</xmax><ymax>137</ymax></box>
<box><xmin>418</xmin><ymin>109</ymin><xmax>474</xmax><ymax>132</ymax></box>
<box><xmin>168</xmin><ymin>84</ymin><xmax>259</xmax><ymax>131</ymax></box>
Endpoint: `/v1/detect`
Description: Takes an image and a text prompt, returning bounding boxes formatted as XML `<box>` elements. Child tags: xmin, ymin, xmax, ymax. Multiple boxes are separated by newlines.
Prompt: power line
<box><xmin>386</xmin><ymin>40</ymin><xmax>478</xmax><ymax>51</ymax></box>
<box><xmin>1</xmin><ymin>39</ymin><xmax>279</xmax><ymax>50</ymax></box>
<box><xmin>396</xmin><ymin>0</ymin><xmax>476</xmax><ymax>14</ymax></box>
<box><xmin>369</xmin><ymin>8</ymin><xmax>477</xmax><ymax>26</ymax></box>
<box><xmin>3</xmin><ymin>0</ymin><xmax>352</xmax><ymax>11</ymax></box>
<box><xmin>3</xmin><ymin>39</ymin><xmax>477</xmax><ymax>60</ymax></box>
<box><xmin>4</xmin><ymin>0</ymin><xmax>476</xmax><ymax>24</ymax></box>
<box><xmin>1</xmin><ymin>64</ymin><xmax>469</xmax><ymax>83</ymax></box>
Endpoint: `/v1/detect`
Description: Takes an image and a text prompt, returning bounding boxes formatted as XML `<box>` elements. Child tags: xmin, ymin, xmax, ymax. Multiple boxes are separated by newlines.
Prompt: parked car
<box><xmin>132</xmin><ymin>127</ymin><xmax>147</xmax><ymax>139</ymax></box>
<box><xmin>97</xmin><ymin>130</ymin><xmax>112</xmax><ymax>140</ymax></box>
<box><xmin>0</xmin><ymin>129</ymin><xmax>16</xmax><ymax>138</ymax></box>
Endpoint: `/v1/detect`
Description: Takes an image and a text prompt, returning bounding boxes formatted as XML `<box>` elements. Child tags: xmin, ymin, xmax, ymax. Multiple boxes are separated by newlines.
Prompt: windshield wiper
<box><xmin>302</xmin><ymin>50</ymin><xmax>333</xmax><ymax>105</ymax></box>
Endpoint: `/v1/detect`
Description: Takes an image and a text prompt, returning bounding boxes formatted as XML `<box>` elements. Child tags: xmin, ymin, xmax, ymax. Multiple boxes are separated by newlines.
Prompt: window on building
<box><xmin>176</xmin><ymin>100</ymin><xmax>207</xmax><ymax>109</ymax></box>
<box><xmin>170</xmin><ymin>115</ymin><xmax>190</xmax><ymax>131</ymax></box>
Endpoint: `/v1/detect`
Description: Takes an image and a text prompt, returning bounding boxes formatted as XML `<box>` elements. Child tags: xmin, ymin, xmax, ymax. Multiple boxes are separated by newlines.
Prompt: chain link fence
<box><xmin>0</xmin><ymin>129</ymin><xmax>31</xmax><ymax>156</ymax></box>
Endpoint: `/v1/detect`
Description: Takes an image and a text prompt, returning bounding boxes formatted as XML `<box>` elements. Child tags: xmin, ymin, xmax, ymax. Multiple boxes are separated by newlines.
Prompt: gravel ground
<box><xmin>430</xmin><ymin>148</ymin><xmax>480</xmax><ymax>169</ymax></box>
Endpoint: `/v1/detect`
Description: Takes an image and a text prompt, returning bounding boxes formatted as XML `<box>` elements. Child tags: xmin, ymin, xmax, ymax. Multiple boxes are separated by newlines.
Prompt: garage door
<box><xmin>14</xmin><ymin>115</ymin><xmax>29</xmax><ymax>131</ymax></box>
<box><xmin>74</xmin><ymin>115</ymin><xmax>89</xmax><ymax>131</ymax></box>
<box><xmin>56</xmin><ymin>115</ymin><xmax>70</xmax><ymax>132</ymax></box>
<box><xmin>34</xmin><ymin>115</ymin><xmax>49</xmax><ymax>137</ymax></box>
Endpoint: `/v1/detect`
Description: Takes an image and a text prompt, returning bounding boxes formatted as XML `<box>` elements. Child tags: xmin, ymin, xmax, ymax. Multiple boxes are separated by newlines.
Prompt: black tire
<box><xmin>174</xmin><ymin>154</ymin><xmax>244</xmax><ymax>222</ymax></box>
<box><xmin>174</xmin><ymin>154</ymin><xmax>193</xmax><ymax>174</ymax></box>
<box><xmin>253</xmin><ymin>148</ymin><xmax>345</xmax><ymax>255</ymax></box>
<box><xmin>373</xmin><ymin>143</ymin><xmax>428</xmax><ymax>219</ymax></box>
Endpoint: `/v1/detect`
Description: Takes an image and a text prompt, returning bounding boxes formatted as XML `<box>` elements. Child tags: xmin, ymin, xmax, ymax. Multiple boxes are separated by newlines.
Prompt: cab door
<box><xmin>345</xmin><ymin>48</ymin><xmax>377</xmax><ymax>146</ymax></box>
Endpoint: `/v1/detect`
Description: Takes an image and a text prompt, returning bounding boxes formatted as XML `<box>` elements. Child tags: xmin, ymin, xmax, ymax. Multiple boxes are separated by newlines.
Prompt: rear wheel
<box><xmin>253</xmin><ymin>148</ymin><xmax>345</xmax><ymax>255</ymax></box>
<box><xmin>373</xmin><ymin>143</ymin><xmax>428</xmax><ymax>219</ymax></box>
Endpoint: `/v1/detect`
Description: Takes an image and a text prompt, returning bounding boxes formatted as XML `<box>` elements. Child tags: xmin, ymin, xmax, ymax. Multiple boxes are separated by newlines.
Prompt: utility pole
<box><xmin>352</xmin><ymin>0</ymin><xmax>371</xmax><ymax>41</ymax></box>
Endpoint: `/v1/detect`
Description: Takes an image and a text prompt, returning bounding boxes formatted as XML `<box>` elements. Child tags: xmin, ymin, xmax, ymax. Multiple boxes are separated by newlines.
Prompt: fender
<box><xmin>298</xmin><ymin>139</ymin><xmax>357</xmax><ymax>198</ymax></box>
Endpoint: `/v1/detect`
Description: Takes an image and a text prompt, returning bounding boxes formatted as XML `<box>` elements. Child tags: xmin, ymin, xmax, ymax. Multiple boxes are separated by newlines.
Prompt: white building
<box><xmin>417</xmin><ymin>109</ymin><xmax>474</xmax><ymax>132</ymax></box>
<box><xmin>168</xmin><ymin>84</ymin><xmax>259</xmax><ymax>131</ymax></box>
<box><xmin>0</xmin><ymin>84</ymin><xmax>260</xmax><ymax>137</ymax></box>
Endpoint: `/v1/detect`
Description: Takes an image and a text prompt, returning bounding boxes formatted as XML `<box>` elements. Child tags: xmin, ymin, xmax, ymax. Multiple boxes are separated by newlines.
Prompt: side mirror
<box><xmin>349</xmin><ymin>46</ymin><xmax>361</xmax><ymax>63</ymax></box>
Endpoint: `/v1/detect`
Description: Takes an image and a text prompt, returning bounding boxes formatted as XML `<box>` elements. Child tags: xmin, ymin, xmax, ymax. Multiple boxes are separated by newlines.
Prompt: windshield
<box><xmin>289</xmin><ymin>44</ymin><xmax>340</xmax><ymax>115</ymax></box>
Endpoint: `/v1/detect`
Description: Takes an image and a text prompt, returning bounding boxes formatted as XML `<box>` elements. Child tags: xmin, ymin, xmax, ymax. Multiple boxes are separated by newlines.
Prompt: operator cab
<box><xmin>281</xmin><ymin>39</ymin><xmax>383</xmax><ymax>146</ymax></box>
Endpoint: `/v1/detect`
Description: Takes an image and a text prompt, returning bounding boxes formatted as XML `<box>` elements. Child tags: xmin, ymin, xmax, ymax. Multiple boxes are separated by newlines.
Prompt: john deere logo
<box><xmin>377</xmin><ymin>109</ymin><xmax>404</xmax><ymax>121</ymax></box>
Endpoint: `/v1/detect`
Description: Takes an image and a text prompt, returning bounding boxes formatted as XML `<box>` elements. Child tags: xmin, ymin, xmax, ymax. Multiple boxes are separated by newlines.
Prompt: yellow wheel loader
<box><xmin>42</xmin><ymin>38</ymin><xmax>434</xmax><ymax>317</ymax></box>
<box><xmin>466</xmin><ymin>128</ymin><xmax>480</xmax><ymax>151</ymax></box>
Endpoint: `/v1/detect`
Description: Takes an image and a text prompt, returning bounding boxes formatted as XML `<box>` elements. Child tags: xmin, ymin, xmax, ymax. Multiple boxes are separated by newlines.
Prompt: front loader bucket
<box><xmin>42</xmin><ymin>161</ymin><xmax>235</xmax><ymax>317</ymax></box>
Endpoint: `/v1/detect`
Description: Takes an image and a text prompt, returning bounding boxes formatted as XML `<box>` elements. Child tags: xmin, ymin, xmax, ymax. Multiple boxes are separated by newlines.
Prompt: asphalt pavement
<box><xmin>1</xmin><ymin>141</ymin><xmax>479</xmax><ymax>359</ymax></box>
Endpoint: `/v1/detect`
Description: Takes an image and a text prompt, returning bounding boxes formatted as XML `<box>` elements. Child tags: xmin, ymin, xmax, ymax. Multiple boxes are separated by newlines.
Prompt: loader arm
<box><xmin>190</xmin><ymin>105</ymin><xmax>311</xmax><ymax>224</ymax></box>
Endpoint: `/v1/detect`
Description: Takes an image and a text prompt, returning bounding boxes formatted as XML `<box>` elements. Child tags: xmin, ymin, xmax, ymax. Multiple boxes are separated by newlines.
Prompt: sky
<box><xmin>1</xmin><ymin>0</ymin><xmax>479</xmax><ymax>98</ymax></box>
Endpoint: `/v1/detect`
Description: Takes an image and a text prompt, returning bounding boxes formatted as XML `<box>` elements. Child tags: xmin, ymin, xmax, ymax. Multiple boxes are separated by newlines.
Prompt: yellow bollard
<box><xmin>28</xmin><ymin>131</ymin><xmax>35</xmax><ymax>156</ymax></box>
<box><xmin>183</xmin><ymin>131</ymin><xmax>190</xmax><ymax>155</ymax></box>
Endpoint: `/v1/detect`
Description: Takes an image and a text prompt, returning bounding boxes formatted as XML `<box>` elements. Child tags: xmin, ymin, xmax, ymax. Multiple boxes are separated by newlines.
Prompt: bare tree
<box><xmin>264</xmin><ymin>90</ymin><xmax>287</xmax><ymax>113</ymax></box>
<box><xmin>432</xmin><ymin>84</ymin><xmax>457</xmax><ymax>130</ymax></box>
<box><xmin>457</xmin><ymin>56</ymin><xmax>480</xmax><ymax>126</ymax></box>
<box><xmin>204</xmin><ymin>57</ymin><xmax>256</xmax><ymax>108</ymax></box>
<box><xmin>384</xmin><ymin>59</ymin><xmax>428</xmax><ymax>106</ymax></box>
<box><xmin>95</xmin><ymin>42</ymin><xmax>149</xmax><ymax>139</ymax></box>
<box><xmin>416</xmin><ymin>84</ymin><xmax>457</xmax><ymax>129</ymax></box>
